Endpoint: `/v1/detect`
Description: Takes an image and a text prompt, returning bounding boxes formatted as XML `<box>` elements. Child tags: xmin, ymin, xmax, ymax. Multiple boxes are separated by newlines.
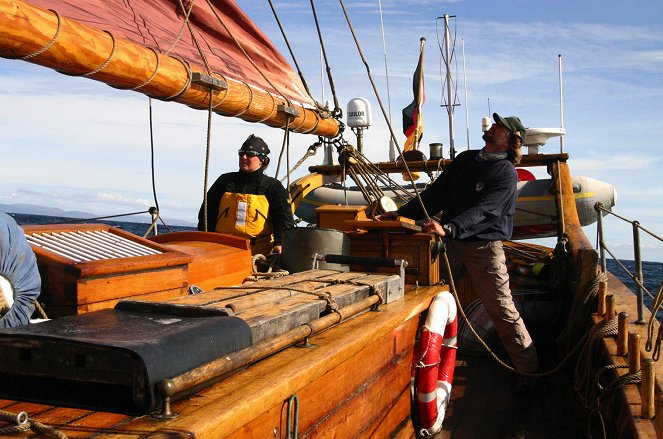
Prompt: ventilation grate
<box><xmin>26</xmin><ymin>230</ymin><xmax>162</xmax><ymax>263</ymax></box>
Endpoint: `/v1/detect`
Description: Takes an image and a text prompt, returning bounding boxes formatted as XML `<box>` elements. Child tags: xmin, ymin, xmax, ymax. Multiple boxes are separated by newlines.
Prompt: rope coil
<box><xmin>574</xmin><ymin>315</ymin><xmax>619</xmax><ymax>408</ymax></box>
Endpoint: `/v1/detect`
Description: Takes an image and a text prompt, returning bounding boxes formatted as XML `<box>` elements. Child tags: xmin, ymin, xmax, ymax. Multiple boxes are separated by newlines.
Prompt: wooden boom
<box><xmin>0</xmin><ymin>0</ymin><xmax>340</xmax><ymax>138</ymax></box>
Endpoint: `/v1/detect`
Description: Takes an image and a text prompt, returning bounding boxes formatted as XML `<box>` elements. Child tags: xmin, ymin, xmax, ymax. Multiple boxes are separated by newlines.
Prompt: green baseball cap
<box><xmin>493</xmin><ymin>113</ymin><xmax>527</xmax><ymax>143</ymax></box>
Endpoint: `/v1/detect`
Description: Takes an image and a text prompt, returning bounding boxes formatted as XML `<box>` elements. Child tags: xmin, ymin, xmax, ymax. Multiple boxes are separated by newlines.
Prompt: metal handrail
<box><xmin>595</xmin><ymin>202</ymin><xmax>663</xmax><ymax>323</ymax></box>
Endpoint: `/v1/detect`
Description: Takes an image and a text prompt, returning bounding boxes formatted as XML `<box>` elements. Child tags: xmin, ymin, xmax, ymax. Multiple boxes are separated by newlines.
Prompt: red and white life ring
<box><xmin>411</xmin><ymin>291</ymin><xmax>458</xmax><ymax>437</ymax></box>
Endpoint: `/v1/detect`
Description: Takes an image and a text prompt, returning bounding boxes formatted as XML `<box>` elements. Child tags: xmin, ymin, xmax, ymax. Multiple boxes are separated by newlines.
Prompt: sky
<box><xmin>1</xmin><ymin>0</ymin><xmax>663</xmax><ymax>261</ymax></box>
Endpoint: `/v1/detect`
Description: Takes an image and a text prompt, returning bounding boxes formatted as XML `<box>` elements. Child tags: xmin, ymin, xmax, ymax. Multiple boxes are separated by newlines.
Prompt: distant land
<box><xmin>0</xmin><ymin>203</ymin><xmax>197</xmax><ymax>227</ymax></box>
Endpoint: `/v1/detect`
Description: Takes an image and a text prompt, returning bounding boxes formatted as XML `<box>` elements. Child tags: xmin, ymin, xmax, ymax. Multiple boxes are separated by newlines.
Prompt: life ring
<box><xmin>411</xmin><ymin>291</ymin><xmax>458</xmax><ymax>437</ymax></box>
<box><xmin>0</xmin><ymin>213</ymin><xmax>41</xmax><ymax>328</ymax></box>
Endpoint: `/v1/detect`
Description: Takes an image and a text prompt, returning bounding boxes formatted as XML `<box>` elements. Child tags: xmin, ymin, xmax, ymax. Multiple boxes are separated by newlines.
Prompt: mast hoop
<box><xmin>55</xmin><ymin>29</ymin><xmax>117</xmax><ymax>78</ymax></box>
<box><xmin>19</xmin><ymin>9</ymin><xmax>61</xmax><ymax>60</ymax></box>
<box><xmin>210</xmin><ymin>72</ymin><xmax>231</xmax><ymax>110</ymax></box>
<box><xmin>131</xmin><ymin>47</ymin><xmax>161</xmax><ymax>91</ymax></box>
<box><xmin>300</xmin><ymin>113</ymin><xmax>321</xmax><ymax>135</ymax></box>
<box><xmin>229</xmin><ymin>81</ymin><xmax>254</xmax><ymax>117</ymax></box>
<box><xmin>106</xmin><ymin>46</ymin><xmax>162</xmax><ymax>92</ymax></box>
<box><xmin>82</xmin><ymin>30</ymin><xmax>117</xmax><ymax>77</ymax></box>
<box><xmin>255</xmin><ymin>94</ymin><xmax>277</xmax><ymax>124</ymax></box>
<box><xmin>287</xmin><ymin>104</ymin><xmax>307</xmax><ymax>131</ymax></box>
<box><xmin>162</xmin><ymin>55</ymin><xmax>192</xmax><ymax>101</ymax></box>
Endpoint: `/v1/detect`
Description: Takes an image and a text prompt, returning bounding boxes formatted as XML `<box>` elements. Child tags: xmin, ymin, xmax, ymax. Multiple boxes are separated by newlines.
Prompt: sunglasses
<box><xmin>238</xmin><ymin>150</ymin><xmax>262</xmax><ymax>158</ymax></box>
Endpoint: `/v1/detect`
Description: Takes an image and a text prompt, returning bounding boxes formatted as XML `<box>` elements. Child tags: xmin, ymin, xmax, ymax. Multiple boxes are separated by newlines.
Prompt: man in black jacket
<box><xmin>198</xmin><ymin>134</ymin><xmax>294</xmax><ymax>255</ymax></box>
<box><xmin>382</xmin><ymin>113</ymin><xmax>538</xmax><ymax>388</ymax></box>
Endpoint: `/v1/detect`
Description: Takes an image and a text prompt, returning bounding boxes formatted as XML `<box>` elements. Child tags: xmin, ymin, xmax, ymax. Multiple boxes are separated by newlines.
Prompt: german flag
<box><xmin>402</xmin><ymin>37</ymin><xmax>426</xmax><ymax>152</ymax></box>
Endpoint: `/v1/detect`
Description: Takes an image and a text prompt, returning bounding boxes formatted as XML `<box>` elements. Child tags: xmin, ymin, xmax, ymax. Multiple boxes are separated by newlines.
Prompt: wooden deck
<box><xmin>435</xmin><ymin>268</ymin><xmax>663</xmax><ymax>439</ymax></box>
<box><xmin>442</xmin><ymin>340</ymin><xmax>589</xmax><ymax>438</ymax></box>
<box><xmin>0</xmin><ymin>283</ymin><xmax>440</xmax><ymax>438</ymax></box>
<box><xmin>0</xmin><ymin>269</ymin><xmax>657</xmax><ymax>438</ymax></box>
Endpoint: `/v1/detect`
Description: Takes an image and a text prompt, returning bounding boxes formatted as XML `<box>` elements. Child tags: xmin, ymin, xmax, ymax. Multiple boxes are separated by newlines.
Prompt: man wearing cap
<box><xmin>380</xmin><ymin>113</ymin><xmax>538</xmax><ymax>390</ymax></box>
<box><xmin>198</xmin><ymin>134</ymin><xmax>294</xmax><ymax>255</ymax></box>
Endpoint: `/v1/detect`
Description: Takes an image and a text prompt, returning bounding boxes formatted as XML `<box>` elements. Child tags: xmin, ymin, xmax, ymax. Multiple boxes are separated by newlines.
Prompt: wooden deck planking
<box><xmin>0</xmin><ymin>284</ymin><xmax>439</xmax><ymax>438</ymax></box>
<box><xmin>5</xmin><ymin>268</ymin><xmax>639</xmax><ymax>438</ymax></box>
<box><xmin>439</xmin><ymin>322</ymin><xmax>591</xmax><ymax>438</ymax></box>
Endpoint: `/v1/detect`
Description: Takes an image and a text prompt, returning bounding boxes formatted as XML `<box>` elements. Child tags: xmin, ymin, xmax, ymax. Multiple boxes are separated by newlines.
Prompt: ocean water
<box><xmin>9</xmin><ymin>212</ymin><xmax>197</xmax><ymax>236</ymax></box>
<box><xmin>8</xmin><ymin>213</ymin><xmax>663</xmax><ymax>315</ymax></box>
<box><xmin>605</xmin><ymin>258</ymin><xmax>663</xmax><ymax>318</ymax></box>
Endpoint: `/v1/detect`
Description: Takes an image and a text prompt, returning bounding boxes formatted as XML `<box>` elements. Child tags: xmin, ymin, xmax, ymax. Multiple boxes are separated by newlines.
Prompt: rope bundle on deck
<box><xmin>0</xmin><ymin>409</ymin><xmax>67</xmax><ymax>438</ymax></box>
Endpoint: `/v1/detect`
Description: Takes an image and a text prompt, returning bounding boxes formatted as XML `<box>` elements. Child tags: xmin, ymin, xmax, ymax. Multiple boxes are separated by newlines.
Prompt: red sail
<box><xmin>27</xmin><ymin>0</ymin><xmax>312</xmax><ymax>106</ymax></box>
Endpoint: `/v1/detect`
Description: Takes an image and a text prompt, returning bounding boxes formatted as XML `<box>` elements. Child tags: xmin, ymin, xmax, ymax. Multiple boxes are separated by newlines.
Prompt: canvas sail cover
<box><xmin>25</xmin><ymin>0</ymin><xmax>313</xmax><ymax>106</ymax></box>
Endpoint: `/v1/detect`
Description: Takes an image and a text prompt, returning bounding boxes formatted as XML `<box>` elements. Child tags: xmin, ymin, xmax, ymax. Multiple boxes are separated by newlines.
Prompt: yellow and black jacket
<box><xmin>198</xmin><ymin>170</ymin><xmax>294</xmax><ymax>254</ymax></box>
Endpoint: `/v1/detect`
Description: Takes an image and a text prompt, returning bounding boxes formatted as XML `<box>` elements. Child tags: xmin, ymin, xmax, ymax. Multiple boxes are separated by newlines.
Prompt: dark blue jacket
<box><xmin>398</xmin><ymin>149</ymin><xmax>517</xmax><ymax>241</ymax></box>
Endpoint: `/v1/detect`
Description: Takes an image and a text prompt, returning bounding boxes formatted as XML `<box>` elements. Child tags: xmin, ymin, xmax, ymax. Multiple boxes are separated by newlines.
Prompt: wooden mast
<box><xmin>0</xmin><ymin>0</ymin><xmax>340</xmax><ymax>138</ymax></box>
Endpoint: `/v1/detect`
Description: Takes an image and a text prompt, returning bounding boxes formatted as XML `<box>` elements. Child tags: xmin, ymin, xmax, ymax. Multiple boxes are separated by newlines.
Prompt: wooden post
<box><xmin>641</xmin><ymin>359</ymin><xmax>655</xmax><ymax>418</ymax></box>
<box><xmin>628</xmin><ymin>333</ymin><xmax>641</xmax><ymax>374</ymax></box>
<box><xmin>617</xmin><ymin>312</ymin><xmax>629</xmax><ymax>356</ymax></box>
<box><xmin>597</xmin><ymin>280</ymin><xmax>607</xmax><ymax>316</ymax></box>
<box><xmin>605</xmin><ymin>294</ymin><xmax>616</xmax><ymax>320</ymax></box>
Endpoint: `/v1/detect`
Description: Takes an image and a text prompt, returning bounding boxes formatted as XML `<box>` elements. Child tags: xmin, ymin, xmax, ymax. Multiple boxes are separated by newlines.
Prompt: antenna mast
<box><xmin>378</xmin><ymin>0</ymin><xmax>395</xmax><ymax>161</ymax></box>
<box><xmin>462</xmin><ymin>37</ymin><xmax>470</xmax><ymax>150</ymax></box>
<box><xmin>440</xmin><ymin>14</ymin><xmax>457</xmax><ymax>158</ymax></box>
<box><xmin>558</xmin><ymin>54</ymin><xmax>565</xmax><ymax>153</ymax></box>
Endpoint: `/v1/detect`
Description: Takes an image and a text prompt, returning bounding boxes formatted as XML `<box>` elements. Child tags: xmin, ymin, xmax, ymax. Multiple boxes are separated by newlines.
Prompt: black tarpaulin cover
<box><xmin>0</xmin><ymin>302</ymin><xmax>252</xmax><ymax>414</ymax></box>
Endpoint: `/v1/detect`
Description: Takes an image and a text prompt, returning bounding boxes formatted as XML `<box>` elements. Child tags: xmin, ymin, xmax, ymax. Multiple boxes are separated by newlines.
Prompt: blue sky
<box><xmin>1</xmin><ymin>0</ymin><xmax>662</xmax><ymax>261</ymax></box>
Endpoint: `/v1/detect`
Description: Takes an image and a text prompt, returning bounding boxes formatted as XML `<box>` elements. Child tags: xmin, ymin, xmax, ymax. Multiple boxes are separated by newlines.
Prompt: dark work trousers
<box><xmin>444</xmin><ymin>239</ymin><xmax>539</xmax><ymax>373</ymax></box>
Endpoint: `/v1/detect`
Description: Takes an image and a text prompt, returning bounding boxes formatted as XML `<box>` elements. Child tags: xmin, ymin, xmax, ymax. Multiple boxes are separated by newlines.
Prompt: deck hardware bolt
<box><xmin>153</xmin><ymin>379</ymin><xmax>179</xmax><ymax>419</ymax></box>
<box><xmin>296</xmin><ymin>337</ymin><xmax>316</xmax><ymax>349</ymax></box>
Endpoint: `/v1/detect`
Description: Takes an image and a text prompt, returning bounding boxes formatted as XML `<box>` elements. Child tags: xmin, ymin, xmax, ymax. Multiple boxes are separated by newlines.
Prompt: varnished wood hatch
<box><xmin>22</xmin><ymin>224</ymin><xmax>253</xmax><ymax>317</ymax></box>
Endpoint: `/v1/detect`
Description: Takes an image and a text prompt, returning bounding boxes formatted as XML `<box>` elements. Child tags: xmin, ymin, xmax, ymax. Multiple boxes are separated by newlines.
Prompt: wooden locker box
<box><xmin>345</xmin><ymin>224</ymin><xmax>439</xmax><ymax>286</ymax></box>
<box><xmin>22</xmin><ymin>223</ymin><xmax>192</xmax><ymax>317</ymax></box>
